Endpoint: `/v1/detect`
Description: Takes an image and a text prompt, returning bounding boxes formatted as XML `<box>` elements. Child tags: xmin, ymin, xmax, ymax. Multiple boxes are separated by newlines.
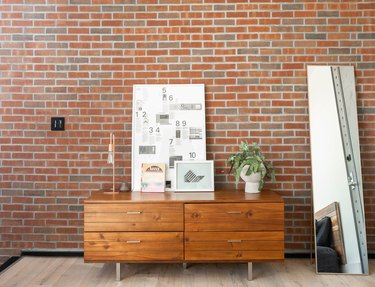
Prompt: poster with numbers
<box><xmin>132</xmin><ymin>84</ymin><xmax>206</xmax><ymax>191</ymax></box>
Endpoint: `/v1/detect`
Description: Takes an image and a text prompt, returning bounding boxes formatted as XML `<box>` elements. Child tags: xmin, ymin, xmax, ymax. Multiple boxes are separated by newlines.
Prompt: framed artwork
<box><xmin>132</xmin><ymin>84</ymin><xmax>206</xmax><ymax>191</ymax></box>
<box><xmin>174</xmin><ymin>160</ymin><xmax>214</xmax><ymax>192</ymax></box>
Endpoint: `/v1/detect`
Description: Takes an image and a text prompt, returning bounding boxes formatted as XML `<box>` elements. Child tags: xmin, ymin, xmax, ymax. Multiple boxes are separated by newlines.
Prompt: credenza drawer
<box><xmin>85</xmin><ymin>203</ymin><xmax>182</xmax><ymax>213</ymax></box>
<box><xmin>185</xmin><ymin>203</ymin><xmax>284</xmax><ymax>232</ymax></box>
<box><xmin>85</xmin><ymin>203</ymin><xmax>183</xmax><ymax>232</ymax></box>
<box><xmin>84</xmin><ymin>232</ymin><xmax>183</xmax><ymax>262</ymax></box>
<box><xmin>185</xmin><ymin>231</ymin><xmax>284</xmax><ymax>261</ymax></box>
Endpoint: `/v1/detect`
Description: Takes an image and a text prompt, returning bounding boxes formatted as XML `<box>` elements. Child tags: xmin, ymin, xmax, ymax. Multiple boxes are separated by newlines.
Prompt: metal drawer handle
<box><xmin>126</xmin><ymin>240</ymin><xmax>141</xmax><ymax>244</ymax></box>
<box><xmin>227</xmin><ymin>240</ymin><xmax>242</xmax><ymax>243</ymax></box>
<box><xmin>226</xmin><ymin>211</ymin><xmax>241</xmax><ymax>214</ymax></box>
<box><xmin>126</xmin><ymin>211</ymin><xmax>143</xmax><ymax>215</ymax></box>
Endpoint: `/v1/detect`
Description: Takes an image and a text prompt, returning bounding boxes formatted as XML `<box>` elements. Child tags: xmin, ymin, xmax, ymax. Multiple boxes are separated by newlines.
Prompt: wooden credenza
<box><xmin>84</xmin><ymin>190</ymin><xmax>284</xmax><ymax>280</ymax></box>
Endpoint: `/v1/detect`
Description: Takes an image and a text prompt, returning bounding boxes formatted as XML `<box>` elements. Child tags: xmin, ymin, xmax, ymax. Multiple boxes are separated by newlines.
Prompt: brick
<box><xmin>214</xmin><ymin>5</ymin><xmax>235</xmax><ymax>11</ymax></box>
<box><xmin>23</xmin><ymin>12</ymin><xmax>45</xmax><ymax>19</ymax></box>
<box><xmin>12</xmin><ymin>35</ymin><xmax>33</xmax><ymax>41</ymax></box>
<box><xmin>328</xmin><ymin>48</ymin><xmax>351</xmax><ymax>54</ymax></box>
<box><xmin>282</xmin><ymin>4</ymin><xmax>303</xmax><ymax>10</ymax></box>
<box><xmin>357</xmin><ymin>63</ymin><xmax>375</xmax><ymax>69</ymax></box>
<box><xmin>305</xmin><ymin>33</ymin><xmax>326</xmax><ymax>40</ymax></box>
<box><xmin>102</xmin><ymin>6</ymin><xmax>124</xmax><ymax>12</ymax></box>
<box><xmin>69</xmin><ymin>176</ymin><xmax>91</xmax><ymax>182</ymax></box>
<box><xmin>204</xmin><ymin>71</ymin><xmax>225</xmax><ymax>78</ymax></box>
<box><xmin>237</xmin><ymin>78</ymin><xmax>260</xmax><ymax>85</ymax></box>
<box><xmin>317</xmin><ymin>11</ymin><xmax>339</xmax><ymax>18</ymax></box>
<box><xmin>237</xmin><ymin>48</ymin><xmax>259</xmax><ymax>54</ymax></box>
<box><xmin>70</xmin><ymin>0</ymin><xmax>91</xmax><ymax>3</ymax></box>
<box><xmin>358</xmin><ymin>33</ymin><xmax>375</xmax><ymax>40</ymax></box>
<box><xmin>91</xmin><ymin>28</ymin><xmax>111</xmax><ymax>34</ymax></box>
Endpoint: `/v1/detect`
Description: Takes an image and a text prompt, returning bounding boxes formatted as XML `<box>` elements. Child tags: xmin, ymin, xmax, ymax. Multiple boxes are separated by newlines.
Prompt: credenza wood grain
<box><xmin>84</xmin><ymin>203</ymin><xmax>183</xmax><ymax>232</ymax></box>
<box><xmin>85</xmin><ymin>203</ymin><xmax>182</xmax><ymax>213</ymax></box>
<box><xmin>84</xmin><ymin>250</ymin><xmax>184</xmax><ymax>262</ymax></box>
<box><xmin>85</xmin><ymin>231</ymin><xmax>183</xmax><ymax>262</ymax></box>
<box><xmin>185</xmin><ymin>203</ymin><xmax>284</xmax><ymax>232</ymax></box>
<box><xmin>85</xmin><ymin>231</ymin><xmax>183</xmax><ymax>242</ymax></box>
<box><xmin>185</xmin><ymin>231</ymin><xmax>284</xmax><ymax>261</ymax></box>
<box><xmin>185</xmin><ymin>231</ymin><xmax>284</xmax><ymax>242</ymax></box>
<box><xmin>184</xmin><ymin>250</ymin><xmax>284</xmax><ymax>261</ymax></box>
<box><xmin>84</xmin><ymin>190</ymin><xmax>284</xmax><ymax>203</ymax></box>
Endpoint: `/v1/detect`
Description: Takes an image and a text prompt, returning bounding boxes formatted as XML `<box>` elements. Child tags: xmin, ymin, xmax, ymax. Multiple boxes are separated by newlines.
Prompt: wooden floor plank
<box><xmin>0</xmin><ymin>257</ymin><xmax>374</xmax><ymax>287</ymax></box>
<box><xmin>34</xmin><ymin>257</ymin><xmax>79</xmax><ymax>287</ymax></box>
<box><xmin>13</xmin><ymin>257</ymin><xmax>57</xmax><ymax>287</ymax></box>
<box><xmin>1</xmin><ymin>257</ymin><xmax>49</xmax><ymax>287</ymax></box>
<box><xmin>27</xmin><ymin>257</ymin><xmax>67</xmax><ymax>287</ymax></box>
<box><xmin>53</xmin><ymin>258</ymin><xmax>95</xmax><ymax>287</ymax></box>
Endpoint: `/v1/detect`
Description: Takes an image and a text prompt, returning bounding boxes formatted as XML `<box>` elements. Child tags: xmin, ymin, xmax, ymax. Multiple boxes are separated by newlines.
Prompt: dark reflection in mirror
<box><xmin>315</xmin><ymin>202</ymin><xmax>345</xmax><ymax>273</ymax></box>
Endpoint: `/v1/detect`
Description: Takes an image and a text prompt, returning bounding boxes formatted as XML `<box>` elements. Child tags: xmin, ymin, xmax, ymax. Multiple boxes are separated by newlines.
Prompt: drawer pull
<box><xmin>226</xmin><ymin>211</ymin><xmax>241</xmax><ymax>214</ymax></box>
<box><xmin>126</xmin><ymin>240</ymin><xmax>141</xmax><ymax>244</ymax></box>
<box><xmin>126</xmin><ymin>211</ymin><xmax>143</xmax><ymax>215</ymax></box>
<box><xmin>227</xmin><ymin>240</ymin><xmax>242</xmax><ymax>243</ymax></box>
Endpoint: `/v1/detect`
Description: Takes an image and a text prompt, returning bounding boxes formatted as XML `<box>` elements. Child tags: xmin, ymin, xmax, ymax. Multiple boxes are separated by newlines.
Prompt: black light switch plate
<box><xmin>51</xmin><ymin>117</ymin><xmax>65</xmax><ymax>131</ymax></box>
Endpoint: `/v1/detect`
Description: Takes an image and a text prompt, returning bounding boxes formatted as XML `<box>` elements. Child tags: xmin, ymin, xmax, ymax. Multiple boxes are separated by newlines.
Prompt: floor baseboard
<box><xmin>21</xmin><ymin>250</ymin><xmax>84</xmax><ymax>257</ymax></box>
<box><xmin>0</xmin><ymin>256</ymin><xmax>21</xmax><ymax>273</ymax></box>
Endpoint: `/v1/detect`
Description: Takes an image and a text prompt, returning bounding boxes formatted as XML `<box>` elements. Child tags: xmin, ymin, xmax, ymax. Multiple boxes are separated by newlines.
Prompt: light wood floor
<box><xmin>0</xmin><ymin>256</ymin><xmax>374</xmax><ymax>287</ymax></box>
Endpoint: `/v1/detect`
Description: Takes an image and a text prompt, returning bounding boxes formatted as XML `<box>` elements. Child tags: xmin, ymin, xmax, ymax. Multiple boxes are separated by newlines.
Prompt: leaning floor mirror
<box><xmin>307</xmin><ymin>66</ymin><xmax>368</xmax><ymax>274</ymax></box>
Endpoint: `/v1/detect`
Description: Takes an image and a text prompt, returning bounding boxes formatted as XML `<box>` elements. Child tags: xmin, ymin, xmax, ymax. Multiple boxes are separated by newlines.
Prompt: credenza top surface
<box><xmin>85</xmin><ymin>190</ymin><xmax>284</xmax><ymax>204</ymax></box>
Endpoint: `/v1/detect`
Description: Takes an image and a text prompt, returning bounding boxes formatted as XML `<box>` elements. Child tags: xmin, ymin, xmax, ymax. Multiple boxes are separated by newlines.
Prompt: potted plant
<box><xmin>228</xmin><ymin>141</ymin><xmax>275</xmax><ymax>193</ymax></box>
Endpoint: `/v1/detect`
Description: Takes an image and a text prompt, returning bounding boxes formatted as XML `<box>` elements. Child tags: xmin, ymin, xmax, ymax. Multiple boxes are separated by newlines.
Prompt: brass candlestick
<box><xmin>105</xmin><ymin>132</ymin><xmax>119</xmax><ymax>194</ymax></box>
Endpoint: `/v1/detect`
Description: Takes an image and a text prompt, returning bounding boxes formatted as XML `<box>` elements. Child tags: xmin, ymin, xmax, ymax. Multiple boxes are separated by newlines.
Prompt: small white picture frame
<box><xmin>174</xmin><ymin>160</ymin><xmax>214</xmax><ymax>192</ymax></box>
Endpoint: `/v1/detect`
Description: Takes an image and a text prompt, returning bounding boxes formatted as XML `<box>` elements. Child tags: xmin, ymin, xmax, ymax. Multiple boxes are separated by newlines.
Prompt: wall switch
<box><xmin>51</xmin><ymin>117</ymin><xmax>65</xmax><ymax>131</ymax></box>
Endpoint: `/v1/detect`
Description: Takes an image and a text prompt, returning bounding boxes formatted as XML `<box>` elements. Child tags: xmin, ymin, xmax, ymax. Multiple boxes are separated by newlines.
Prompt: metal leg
<box><xmin>247</xmin><ymin>262</ymin><xmax>253</xmax><ymax>281</ymax></box>
<box><xmin>116</xmin><ymin>263</ymin><xmax>121</xmax><ymax>281</ymax></box>
<box><xmin>182</xmin><ymin>263</ymin><xmax>188</xmax><ymax>269</ymax></box>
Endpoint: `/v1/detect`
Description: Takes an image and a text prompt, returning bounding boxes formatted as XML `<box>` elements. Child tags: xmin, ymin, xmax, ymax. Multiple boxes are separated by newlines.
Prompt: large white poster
<box><xmin>132</xmin><ymin>84</ymin><xmax>206</xmax><ymax>191</ymax></box>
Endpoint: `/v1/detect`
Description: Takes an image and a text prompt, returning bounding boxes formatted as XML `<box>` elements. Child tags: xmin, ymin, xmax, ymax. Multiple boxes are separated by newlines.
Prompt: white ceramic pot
<box><xmin>240</xmin><ymin>165</ymin><xmax>262</xmax><ymax>193</ymax></box>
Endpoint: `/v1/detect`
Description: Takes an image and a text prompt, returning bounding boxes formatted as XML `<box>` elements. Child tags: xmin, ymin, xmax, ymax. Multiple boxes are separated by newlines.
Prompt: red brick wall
<box><xmin>0</xmin><ymin>1</ymin><xmax>374</xmax><ymax>263</ymax></box>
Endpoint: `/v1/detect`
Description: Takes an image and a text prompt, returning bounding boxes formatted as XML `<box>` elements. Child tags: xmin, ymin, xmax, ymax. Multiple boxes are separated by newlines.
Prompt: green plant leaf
<box><xmin>227</xmin><ymin>141</ymin><xmax>276</xmax><ymax>190</ymax></box>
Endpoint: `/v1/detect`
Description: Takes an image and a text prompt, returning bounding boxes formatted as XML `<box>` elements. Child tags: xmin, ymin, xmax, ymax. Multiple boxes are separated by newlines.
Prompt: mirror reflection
<box><xmin>308</xmin><ymin>66</ymin><xmax>368</xmax><ymax>274</ymax></box>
